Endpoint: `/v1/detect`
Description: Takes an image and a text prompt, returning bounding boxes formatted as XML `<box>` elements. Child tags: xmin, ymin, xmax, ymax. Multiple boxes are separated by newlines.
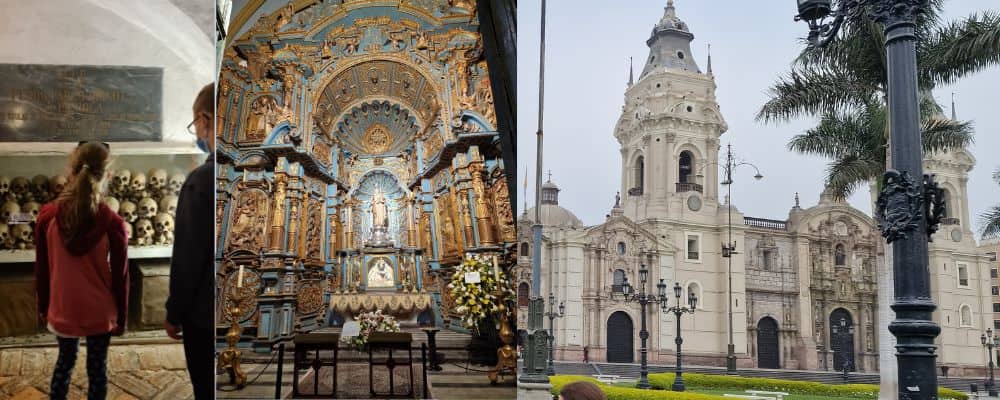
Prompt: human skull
<box><xmin>119</xmin><ymin>200</ymin><xmax>138</xmax><ymax>223</ymax></box>
<box><xmin>113</xmin><ymin>170</ymin><xmax>132</xmax><ymax>193</ymax></box>
<box><xmin>159</xmin><ymin>195</ymin><xmax>178</xmax><ymax>216</ymax></box>
<box><xmin>130</xmin><ymin>173</ymin><xmax>147</xmax><ymax>194</ymax></box>
<box><xmin>49</xmin><ymin>175</ymin><xmax>68</xmax><ymax>198</ymax></box>
<box><xmin>11</xmin><ymin>177</ymin><xmax>29</xmax><ymax>199</ymax></box>
<box><xmin>168</xmin><ymin>174</ymin><xmax>184</xmax><ymax>195</ymax></box>
<box><xmin>153</xmin><ymin>212</ymin><xmax>174</xmax><ymax>234</ymax></box>
<box><xmin>0</xmin><ymin>224</ymin><xmax>10</xmax><ymax>249</ymax></box>
<box><xmin>104</xmin><ymin>197</ymin><xmax>120</xmax><ymax>213</ymax></box>
<box><xmin>1</xmin><ymin>202</ymin><xmax>19</xmax><ymax>223</ymax></box>
<box><xmin>31</xmin><ymin>175</ymin><xmax>48</xmax><ymax>200</ymax></box>
<box><xmin>135</xmin><ymin>218</ymin><xmax>154</xmax><ymax>245</ymax></box>
<box><xmin>23</xmin><ymin>201</ymin><xmax>40</xmax><ymax>222</ymax></box>
<box><xmin>138</xmin><ymin>197</ymin><xmax>158</xmax><ymax>219</ymax></box>
<box><xmin>13</xmin><ymin>224</ymin><xmax>33</xmax><ymax>249</ymax></box>
<box><xmin>148</xmin><ymin>169</ymin><xmax>168</xmax><ymax>192</ymax></box>
<box><xmin>0</xmin><ymin>176</ymin><xmax>9</xmax><ymax>194</ymax></box>
<box><xmin>123</xmin><ymin>222</ymin><xmax>133</xmax><ymax>243</ymax></box>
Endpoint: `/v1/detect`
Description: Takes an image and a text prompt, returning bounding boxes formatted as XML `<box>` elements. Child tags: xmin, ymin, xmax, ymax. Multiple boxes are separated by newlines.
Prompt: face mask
<box><xmin>196</xmin><ymin>138</ymin><xmax>210</xmax><ymax>153</ymax></box>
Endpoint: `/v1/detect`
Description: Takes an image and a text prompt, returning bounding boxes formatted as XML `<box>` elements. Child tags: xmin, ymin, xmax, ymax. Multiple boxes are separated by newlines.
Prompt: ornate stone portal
<box><xmin>216</xmin><ymin>0</ymin><xmax>516</xmax><ymax>353</ymax></box>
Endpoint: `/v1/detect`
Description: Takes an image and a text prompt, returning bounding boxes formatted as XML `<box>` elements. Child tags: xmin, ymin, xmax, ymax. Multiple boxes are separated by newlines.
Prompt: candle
<box><xmin>243</xmin><ymin>170</ymin><xmax>248</xmax><ymax>182</ymax></box>
<box><xmin>237</xmin><ymin>265</ymin><xmax>245</xmax><ymax>288</ymax></box>
<box><xmin>492</xmin><ymin>255</ymin><xmax>500</xmax><ymax>282</ymax></box>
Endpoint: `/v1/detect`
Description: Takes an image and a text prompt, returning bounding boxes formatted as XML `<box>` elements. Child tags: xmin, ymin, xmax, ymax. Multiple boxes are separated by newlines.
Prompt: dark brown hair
<box><xmin>560</xmin><ymin>381</ymin><xmax>606</xmax><ymax>400</ymax></box>
<box><xmin>193</xmin><ymin>83</ymin><xmax>214</xmax><ymax>117</ymax></box>
<box><xmin>58</xmin><ymin>142</ymin><xmax>110</xmax><ymax>241</ymax></box>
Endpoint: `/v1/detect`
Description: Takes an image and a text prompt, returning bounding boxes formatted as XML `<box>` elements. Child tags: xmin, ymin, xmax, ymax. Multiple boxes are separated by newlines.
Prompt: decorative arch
<box><xmin>756</xmin><ymin>316</ymin><xmax>780</xmax><ymax>369</ymax></box>
<box><xmin>634</xmin><ymin>155</ymin><xmax>645</xmax><ymax>194</ymax></box>
<box><xmin>606</xmin><ymin>310</ymin><xmax>634</xmax><ymax>363</ymax></box>
<box><xmin>829</xmin><ymin>308</ymin><xmax>855</xmax><ymax>372</ymax></box>
<box><xmin>313</xmin><ymin>56</ymin><xmax>442</xmax><ymax>137</ymax></box>
<box><xmin>520</xmin><ymin>242</ymin><xmax>530</xmax><ymax>257</ymax></box>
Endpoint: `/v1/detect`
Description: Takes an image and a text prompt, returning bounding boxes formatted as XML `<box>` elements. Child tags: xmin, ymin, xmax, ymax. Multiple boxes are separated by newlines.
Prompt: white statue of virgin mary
<box><xmin>371</xmin><ymin>184</ymin><xmax>388</xmax><ymax>228</ymax></box>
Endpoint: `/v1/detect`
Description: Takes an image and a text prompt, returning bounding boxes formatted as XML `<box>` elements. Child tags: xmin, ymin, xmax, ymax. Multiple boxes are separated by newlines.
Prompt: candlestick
<box><xmin>237</xmin><ymin>265</ymin><xmax>245</xmax><ymax>288</ymax></box>
<box><xmin>492</xmin><ymin>255</ymin><xmax>500</xmax><ymax>282</ymax></box>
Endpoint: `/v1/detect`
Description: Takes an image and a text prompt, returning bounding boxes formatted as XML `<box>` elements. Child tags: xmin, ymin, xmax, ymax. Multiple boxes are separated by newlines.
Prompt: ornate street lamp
<box><xmin>661</xmin><ymin>282</ymin><xmax>697</xmax><ymax>392</ymax></box>
<box><xmin>792</xmin><ymin>1</ymin><xmax>944</xmax><ymax>398</ymax></box>
<box><xmin>716</xmin><ymin>143</ymin><xmax>762</xmax><ymax>372</ymax></box>
<box><xmin>608</xmin><ymin>264</ymin><xmax>670</xmax><ymax>390</ymax></box>
<box><xmin>981</xmin><ymin>329</ymin><xmax>999</xmax><ymax>396</ymax></box>
<box><xmin>545</xmin><ymin>291</ymin><xmax>565</xmax><ymax>376</ymax></box>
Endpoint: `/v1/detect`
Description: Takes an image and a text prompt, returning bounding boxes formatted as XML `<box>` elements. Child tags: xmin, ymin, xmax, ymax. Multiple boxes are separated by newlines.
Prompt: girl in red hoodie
<box><xmin>34</xmin><ymin>141</ymin><xmax>129</xmax><ymax>400</ymax></box>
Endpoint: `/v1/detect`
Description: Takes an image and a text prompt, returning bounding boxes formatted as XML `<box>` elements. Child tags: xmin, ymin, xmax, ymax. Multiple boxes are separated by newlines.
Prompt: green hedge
<box><xmin>550</xmin><ymin>376</ymin><xmax>728</xmax><ymax>400</ymax></box>
<box><xmin>647</xmin><ymin>373</ymin><xmax>967</xmax><ymax>400</ymax></box>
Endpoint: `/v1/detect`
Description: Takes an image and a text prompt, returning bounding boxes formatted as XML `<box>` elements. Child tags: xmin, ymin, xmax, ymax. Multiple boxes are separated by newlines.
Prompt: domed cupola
<box><xmin>640</xmin><ymin>0</ymin><xmax>701</xmax><ymax>78</ymax></box>
<box><xmin>526</xmin><ymin>174</ymin><xmax>584</xmax><ymax>228</ymax></box>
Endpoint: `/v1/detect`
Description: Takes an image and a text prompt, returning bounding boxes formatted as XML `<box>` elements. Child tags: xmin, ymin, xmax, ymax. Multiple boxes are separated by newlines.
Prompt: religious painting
<box><xmin>366</xmin><ymin>257</ymin><xmax>396</xmax><ymax>289</ymax></box>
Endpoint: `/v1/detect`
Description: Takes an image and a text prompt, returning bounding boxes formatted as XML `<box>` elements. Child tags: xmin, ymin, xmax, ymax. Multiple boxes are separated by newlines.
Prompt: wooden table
<box><xmin>292</xmin><ymin>332</ymin><xmax>340</xmax><ymax>398</ymax></box>
<box><xmin>367</xmin><ymin>332</ymin><xmax>415</xmax><ymax>398</ymax></box>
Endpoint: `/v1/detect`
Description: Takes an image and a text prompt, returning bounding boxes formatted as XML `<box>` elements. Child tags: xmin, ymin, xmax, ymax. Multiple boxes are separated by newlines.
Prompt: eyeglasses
<box><xmin>188</xmin><ymin>112</ymin><xmax>215</xmax><ymax>135</ymax></box>
<box><xmin>78</xmin><ymin>141</ymin><xmax>110</xmax><ymax>149</ymax></box>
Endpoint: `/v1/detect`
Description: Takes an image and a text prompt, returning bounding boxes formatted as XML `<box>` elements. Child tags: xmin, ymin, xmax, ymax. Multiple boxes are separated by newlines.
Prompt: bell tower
<box><xmin>614</xmin><ymin>0</ymin><xmax>728</xmax><ymax>223</ymax></box>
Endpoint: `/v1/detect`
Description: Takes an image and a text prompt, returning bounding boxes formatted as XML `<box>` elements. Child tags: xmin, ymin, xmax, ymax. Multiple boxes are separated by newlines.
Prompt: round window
<box><xmin>686</xmin><ymin>105</ymin><xmax>693</xmax><ymax>112</ymax></box>
<box><xmin>677</xmin><ymin>51</ymin><xmax>685</xmax><ymax>59</ymax></box>
<box><xmin>617</xmin><ymin>242</ymin><xmax>626</xmax><ymax>255</ymax></box>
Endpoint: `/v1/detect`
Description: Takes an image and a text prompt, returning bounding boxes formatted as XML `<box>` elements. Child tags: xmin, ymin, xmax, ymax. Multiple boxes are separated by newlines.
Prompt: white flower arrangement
<box><xmin>341</xmin><ymin>309</ymin><xmax>400</xmax><ymax>350</ymax></box>
<box><xmin>447</xmin><ymin>253</ymin><xmax>515</xmax><ymax>333</ymax></box>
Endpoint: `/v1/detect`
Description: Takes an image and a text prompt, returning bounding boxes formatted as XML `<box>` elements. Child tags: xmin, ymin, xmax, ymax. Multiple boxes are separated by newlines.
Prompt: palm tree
<box><xmin>982</xmin><ymin>167</ymin><xmax>1000</xmax><ymax>239</ymax></box>
<box><xmin>757</xmin><ymin>4</ymin><xmax>999</xmax><ymax>199</ymax></box>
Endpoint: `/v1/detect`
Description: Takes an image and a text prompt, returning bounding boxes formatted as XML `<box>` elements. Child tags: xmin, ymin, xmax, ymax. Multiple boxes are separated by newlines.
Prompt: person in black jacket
<box><xmin>164</xmin><ymin>83</ymin><xmax>216</xmax><ymax>400</ymax></box>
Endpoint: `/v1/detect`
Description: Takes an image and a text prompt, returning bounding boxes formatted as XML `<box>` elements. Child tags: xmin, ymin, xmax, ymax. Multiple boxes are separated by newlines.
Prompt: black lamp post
<box><xmin>832</xmin><ymin>317</ymin><xmax>854</xmax><ymax>383</ymax></box>
<box><xmin>716</xmin><ymin>143</ymin><xmax>762</xmax><ymax>372</ymax></box>
<box><xmin>544</xmin><ymin>292</ymin><xmax>565</xmax><ymax>376</ymax></box>
<box><xmin>792</xmin><ymin>1</ymin><xmax>943</xmax><ymax>398</ymax></box>
<box><xmin>981</xmin><ymin>329</ymin><xmax>998</xmax><ymax>396</ymax></box>
<box><xmin>661</xmin><ymin>281</ymin><xmax>697</xmax><ymax>392</ymax></box>
<box><xmin>609</xmin><ymin>264</ymin><xmax>668</xmax><ymax>390</ymax></box>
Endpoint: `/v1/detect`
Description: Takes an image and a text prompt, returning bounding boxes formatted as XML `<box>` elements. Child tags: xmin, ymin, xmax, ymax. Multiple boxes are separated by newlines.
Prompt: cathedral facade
<box><xmin>516</xmin><ymin>1</ymin><xmax>993</xmax><ymax>375</ymax></box>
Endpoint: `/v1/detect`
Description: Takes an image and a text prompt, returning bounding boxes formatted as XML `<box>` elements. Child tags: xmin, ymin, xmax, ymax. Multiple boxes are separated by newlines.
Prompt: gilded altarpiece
<box><xmin>215</xmin><ymin>0</ymin><xmax>516</xmax><ymax>351</ymax></box>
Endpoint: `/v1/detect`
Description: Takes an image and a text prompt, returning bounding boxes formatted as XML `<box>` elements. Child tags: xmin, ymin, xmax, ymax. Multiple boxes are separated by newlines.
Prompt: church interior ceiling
<box><xmin>215</xmin><ymin>0</ymin><xmax>514</xmax><ymax>349</ymax></box>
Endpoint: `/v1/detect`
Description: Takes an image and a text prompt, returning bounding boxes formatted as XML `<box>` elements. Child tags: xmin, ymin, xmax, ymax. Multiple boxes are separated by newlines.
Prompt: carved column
<box><xmin>407</xmin><ymin>193</ymin><xmax>417</xmax><ymax>247</ymax></box>
<box><xmin>344</xmin><ymin>198</ymin><xmax>355</xmax><ymax>249</ymax></box>
<box><xmin>287</xmin><ymin>177</ymin><xmax>301</xmax><ymax>255</ymax></box>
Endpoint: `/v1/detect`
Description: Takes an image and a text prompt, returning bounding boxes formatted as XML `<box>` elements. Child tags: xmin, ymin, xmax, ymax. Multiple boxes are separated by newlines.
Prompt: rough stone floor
<box><xmin>0</xmin><ymin>343</ymin><xmax>192</xmax><ymax>400</ymax></box>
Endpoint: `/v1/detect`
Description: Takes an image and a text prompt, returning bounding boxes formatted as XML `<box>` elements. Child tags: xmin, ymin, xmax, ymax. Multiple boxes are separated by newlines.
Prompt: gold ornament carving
<box><xmin>306</xmin><ymin>200</ymin><xmax>322</xmax><ymax>260</ymax></box>
<box><xmin>222</xmin><ymin>265</ymin><xmax>260</xmax><ymax>323</ymax></box>
<box><xmin>227</xmin><ymin>190</ymin><xmax>270</xmax><ymax>253</ymax></box>
<box><xmin>312</xmin><ymin>139</ymin><xmax>331</xmax><ymax>167</ymax></box>
<box><xmin>423</xmin><ymin>132</ymin><xmax>443</xmax><ymax>161</ymax></box>
<box><xmin>491</xmin><ymin>176</ymin><xmax>516</xmax><ymax>243</ymax></box>
<box><xmin>270</xmin><ymin>177</ymin><xmax>287</xmax><ymax>251</ymax></box>
<box><xmin>435</xmin><ymin>191</ymin><xmax>461</xmax><ymax>261</ymax></box>
<box><xmin>362</xmin><ymin>124</ymin><xmax>392</xmax><ymax>154</ymax></box>
<box><xmin>296</xmin><ymin>280</ymin><xmax>324</xmax><ymax>315</ymax></box>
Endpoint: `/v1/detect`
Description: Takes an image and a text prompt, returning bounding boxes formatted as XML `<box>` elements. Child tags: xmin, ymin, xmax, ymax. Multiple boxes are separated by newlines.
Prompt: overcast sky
<box><xmin>517</xmin><ymin>0</ymin><xmax>1000</xmax><ymax>240</ymax></box>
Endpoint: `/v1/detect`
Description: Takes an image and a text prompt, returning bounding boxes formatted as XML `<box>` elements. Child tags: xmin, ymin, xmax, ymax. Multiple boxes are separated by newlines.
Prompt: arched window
<box><xmin>960</xmin><ymin>304</ymin><xmax>973</xmax><ymax>327</ymax></box>
<box><xmin>835</xmin><ymin>244</ymin><xmax>846</xmax><ymax>266</ymax></box>
<box><xmin>520</xmin><ymin>242</ymin><xmax>529</xmax><ymax>257</ymax></box>
<box><xmin>679</xmin><ymin>151</ymin><xmax>694</xmax><ymax>183</ymax></box>
<box><xmin>634</xmin><ymin>156</ymin><xmax>645</xmax><ymax>193</ymax></box>
<box><xmin>612</xmin><ymin>269</ymin><xmax>626</xmax><ymax>293</ymax></box>
<box><xmin>518</xmin><ymin>283</ymin><xmax>530</xmax><ymax>307</ymax></box>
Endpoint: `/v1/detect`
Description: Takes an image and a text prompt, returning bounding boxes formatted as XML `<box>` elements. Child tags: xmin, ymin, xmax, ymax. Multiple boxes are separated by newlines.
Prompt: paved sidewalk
<box><xmin>0</xmin><ymin>343</ymin><xmax>193</xmax><ymax>400</ymax></box>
